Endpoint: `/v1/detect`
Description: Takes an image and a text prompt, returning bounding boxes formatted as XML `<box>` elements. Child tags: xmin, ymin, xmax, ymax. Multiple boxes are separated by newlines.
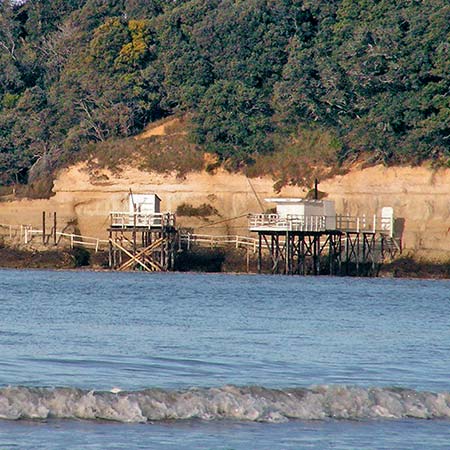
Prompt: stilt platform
<box><xmin>108</xmin><ymin>212</ymin><xmax>178</xmax><ymax>272</ymax></box>
<box><xmin>250</xmin><ymin>212</ymin><xmax>401</xmax><ymax>276</ymax></box>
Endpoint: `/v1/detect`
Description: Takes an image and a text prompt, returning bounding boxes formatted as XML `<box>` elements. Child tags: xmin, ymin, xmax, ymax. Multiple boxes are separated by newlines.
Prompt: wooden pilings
<box><xmin>41</xmin><ymin>211</ymin><xmax>58</xmax><ymax>246</ymax></box>
<box><xmin>256</xmin><ymin>230</ymin><xmax>396</xmax><ymax>276</ymax></box>
<box><xmin>108</xmin><ymin>225</ymin><xmax>178</xmax><ymax>272</ymax></box>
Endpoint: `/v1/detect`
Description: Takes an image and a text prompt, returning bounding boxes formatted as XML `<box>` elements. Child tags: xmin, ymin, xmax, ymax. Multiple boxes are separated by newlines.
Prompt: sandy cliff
<box><xmin>0</xmin><ymin>163</ymin><xmax>449</xmax><ymax>259</ymax></box>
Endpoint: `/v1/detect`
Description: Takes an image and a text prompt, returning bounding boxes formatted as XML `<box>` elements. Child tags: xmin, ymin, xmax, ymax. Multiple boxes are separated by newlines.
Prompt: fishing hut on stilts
<box><xmin>108</xmin><ymin>193</ymin><xmax>178</xmax><ymax>272</ymax></box>
<box><xmin>249</xmin><ymin>197</ymin><xmax>401</xmax><ymax>276</ymax></box>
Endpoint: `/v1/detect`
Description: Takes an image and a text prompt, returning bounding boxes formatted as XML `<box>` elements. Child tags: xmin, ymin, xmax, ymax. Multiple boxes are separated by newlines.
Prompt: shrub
<box><xmin>246</xmin><ymin>124</ymin><xmax>343</xmax><ymax>190</ymax></box>
<box><xmin>70</xmin><ymin>247</ymin><xmax>91</xmax><ymax>267</ymax></box>
<box><xmin>176</xmin><ymin>203</ymin><xmax>219</xmax><ymax>217</ymax></box>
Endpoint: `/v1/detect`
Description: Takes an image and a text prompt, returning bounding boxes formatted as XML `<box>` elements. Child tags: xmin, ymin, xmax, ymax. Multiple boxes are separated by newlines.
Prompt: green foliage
<box><xmin>70</xmin><ymin>247</ymin><xmax>91</xmax><ymax>267</ymax></box>
<box><xmin>0</xmin><ymin>0</ymin><xmax>448</xmax><ymax>188</ymax></box>
<box><xmin>2</xmin><ymin>93</ymin><xmax>20</xmax><ymax>109</ymax></box>
<box><xmin>193</xmin><ymin>80</ymin><xmax>273</xmax><ymax>162</ymax></box>
<box><xmin>275</xmin><ymin>0</ymin><xmax>450</xmax><ymax>163</ymax></box>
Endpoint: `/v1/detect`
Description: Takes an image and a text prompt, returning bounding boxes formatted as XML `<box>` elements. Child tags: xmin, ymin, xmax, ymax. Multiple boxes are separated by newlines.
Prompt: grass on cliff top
<box><xmin>82</xmin><ymin>116</ymin><xmax>344</xmax><ymax>190</ymax></box>
<box><xmin>0</xmin><ymin>116</ymin><xmax>346</xmax><ymax>201</ymax></box>
<box><xmin>84</xmin><ymin>115</ymin><xmax>204</xmax><ymax>177</ymax></box>
<box><xmin>246</xmin><ymin>124</ymin><xmax>344</xmax><ymax>191</ymax></box>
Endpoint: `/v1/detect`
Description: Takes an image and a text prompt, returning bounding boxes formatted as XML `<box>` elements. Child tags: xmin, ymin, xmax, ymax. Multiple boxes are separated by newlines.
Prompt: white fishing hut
<box><xmin>129</xmin><ymin>193</ymin><xmax>161</xmax><ymax>214</ymax></box>
<box><xmin>110</xmin><ymin>193</ymin><xmax>174</xmax><ymax>228</ymax></box>
<box><xmin>249</xmin><ymin>198</ymin><xmax>337</xmax><ymax>232</ymax></box>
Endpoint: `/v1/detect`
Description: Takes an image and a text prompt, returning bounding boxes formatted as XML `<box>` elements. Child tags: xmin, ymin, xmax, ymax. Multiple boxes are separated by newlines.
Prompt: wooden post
<box><xmin>300</xmin><ymin>236</ymin><xmax>305</xmax><ymax>275</ymax></box>
<box><xmin>42</xmin><ymin>211</ymin><xmax>46</xmax><ymax>245</ymax></box>
<box><xmin>171</xmin><ymin>232</ymin><xmax>176</xmax><ymax>270</ymax></box>
<box><xmin>338</xmin><ymin>234</ymin><xmax>343</xmax><ymax>275</ymax></box>
<box><xmin>315</xmin><ymin>234</ymin><xmax>320</xmax><ymax>275</ymax></box>
<box><xmin>362</xmin><ymin>233</ymin><xmax>367</xmax><ymax>265</ymax></box>
<box><xmin>165</xmin><ymin>231</ymin><xmax>170</xmax><ymax>270</ymax></box>
<box><xmin>108</xmin><ymin>230</ymin><xmax>113</xmax><ymax>268</ymax></box>
<box><xmin>53</xmin><ymin>212</ymin><xmax>57</xmax><ymax>246</ymax></box>
<box><xmin>274</xmin><ymin>234</ymin><xmax>279</xmax><ymax>274</ymax></box>
<box><xmin>132</xmin><ymin>209</ymin><xmax>137</xmax><ymax>256</ymax></box>
<box><xmin>257</xmin><ymin>233</ymin><xmax>262</xmax><ymax>274</ymax></box>
<box><xmin>356</xmin><ymin>233</ymin><xmax>360</xmax><ymax>275</ymax></box>
<box><xmin>285</xmin><ymin>231</ymin><xmax>290</xmax><ymax>275</ymax></box>
<box><xmin>246</xmin><ymin>247</ymin><xmax>250</xmax><ymax>273</ymax></box>
<box><xmin>345</xmin><ymin>233</ymin><xmax>349</xmax><ymax>275</ymax></box>
<box><xmin>329</xmin><ymin>234</ymin><xmax>334</xmax><ymax>275</ymax></box>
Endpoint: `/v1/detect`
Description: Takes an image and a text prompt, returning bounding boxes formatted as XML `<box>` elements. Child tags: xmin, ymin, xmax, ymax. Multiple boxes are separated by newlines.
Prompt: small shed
<box><xmin>265</xmin><ymin>198</ymin><xmax>336</xmax><ymax>229</ymax></box>
<box><xmin>129</xmin><ymin>193</ymin><xmax>161</xmax><ymax>215</ymax></box>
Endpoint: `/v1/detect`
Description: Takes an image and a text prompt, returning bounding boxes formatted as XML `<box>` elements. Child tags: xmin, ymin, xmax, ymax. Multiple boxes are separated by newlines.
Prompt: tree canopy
<box><xmin>0</xmin><ymin>0</ymin><xmax>448</xmax><ymax>185</ymax></box>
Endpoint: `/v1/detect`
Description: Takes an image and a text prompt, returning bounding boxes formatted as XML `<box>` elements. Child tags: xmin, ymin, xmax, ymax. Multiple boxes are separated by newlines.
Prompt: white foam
<box><xmin>1</xmin><ymin>385</ymin><xmax>450</xmax><ymax>423</ymax></box>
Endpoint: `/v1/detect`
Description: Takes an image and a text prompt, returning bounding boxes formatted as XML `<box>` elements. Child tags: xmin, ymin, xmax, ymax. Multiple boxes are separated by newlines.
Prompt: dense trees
<box><xmin>0</xmin><ymin>0</ymin><xmax>448</xmax><ymax>185</ymax></box>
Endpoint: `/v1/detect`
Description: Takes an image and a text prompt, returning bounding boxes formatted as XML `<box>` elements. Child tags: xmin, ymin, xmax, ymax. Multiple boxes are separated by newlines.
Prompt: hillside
<box><xmin>2</xmin><ymin>159</ymin><xmax>450</xmax><ymax>261</ymax></box>
<box><xmin>0</xmin><ymin>0</ymin><xmax>449</xmax><ymax>187</ymax></box>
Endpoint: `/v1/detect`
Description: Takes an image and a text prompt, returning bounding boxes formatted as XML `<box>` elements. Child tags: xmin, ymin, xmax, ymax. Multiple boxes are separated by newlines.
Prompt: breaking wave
<box><xmin>1</xmin><ymin>385</ymin><xmax>450</xmax><ymax>423</ymax></box>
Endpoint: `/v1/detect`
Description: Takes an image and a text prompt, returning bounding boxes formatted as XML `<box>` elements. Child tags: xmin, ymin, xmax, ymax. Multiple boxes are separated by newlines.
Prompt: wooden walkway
<box><xmin>0</xmin><ymin>224</ymin><xmax>108</xmax><ymax>251</ymax></box>
<box><xmin>179</xmin><ymin>233</ymin><xmax>258</xmax><ymax>251</ymax></box>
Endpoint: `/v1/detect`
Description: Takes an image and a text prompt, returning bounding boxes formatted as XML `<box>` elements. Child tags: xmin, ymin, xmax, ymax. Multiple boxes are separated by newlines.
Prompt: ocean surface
<box><xmin>0</xmin><ymin>269</ymin><xmax>450</xmax><ymax>449</ymax></box>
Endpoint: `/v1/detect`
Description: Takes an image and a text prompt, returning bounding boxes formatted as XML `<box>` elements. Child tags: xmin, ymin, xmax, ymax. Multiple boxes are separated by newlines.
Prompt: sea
<box><xmin>0</xmin><ymin>269</ymin><xmax>450</xmax><ymax>449</ymax></box>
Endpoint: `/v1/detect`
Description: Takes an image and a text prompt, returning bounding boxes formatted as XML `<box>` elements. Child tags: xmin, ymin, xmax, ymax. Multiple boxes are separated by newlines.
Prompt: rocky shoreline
<box><xmin>0</xmin><ymin>246</ymin><xmax>449</xmax><ymax>279</ymax></box>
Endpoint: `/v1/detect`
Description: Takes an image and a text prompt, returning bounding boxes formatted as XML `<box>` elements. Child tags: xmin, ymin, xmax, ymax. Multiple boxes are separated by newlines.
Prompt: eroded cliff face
<box><xmin>320</xmin><ymin>165</ymin><xmax>450</xmax><ymax>259</ymax></box>
<box><xmin>0</xmin><ymin>163</ymin><xmax>449</xmax><ymax>259</ymax></box>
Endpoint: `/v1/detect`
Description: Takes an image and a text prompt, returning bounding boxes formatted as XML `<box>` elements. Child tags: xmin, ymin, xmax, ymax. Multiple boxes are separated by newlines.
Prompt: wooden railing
<box><xmin>249</xmin><ymin>213</ymin><xmax>394</xmax><ymax>237</ymax></box>
<box><xmin>249</xmin><ymin>214</ymin><xmax>327</xmax><ymax>232</ymax></box>
<box><xmin>179</xmin><ymin>233</ymin><xmax>259</xmax><ymax>252</ymax></box>
<box><xmin>58</xmin><ymin>232</ymin><xmax>109</xmax><ymax>251</ymax></box>
<box><xmin>0</xmin><ymin>223</ymin><xmax>22</xmax><ymax>239</ymax></box>
<box><xmin>19</xmin><ymin>226</ymin><xmax>108</xmax><ymax>252</ymax></box>
<box><xmin>336</xmin><ymin>214</ymin><xmax>394</xmax><ymax>237</ymax></box>
<box><xmin>110</xmin><ymin>212</ymin><xmax>176</xmax><ymax>228</ymax></box>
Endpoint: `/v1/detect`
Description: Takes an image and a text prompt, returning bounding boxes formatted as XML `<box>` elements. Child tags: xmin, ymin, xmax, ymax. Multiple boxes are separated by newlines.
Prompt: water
<box><xmin>1</xmin><ymin>270</ymin><xmax>450</xmax><ymax>448</ymax></box>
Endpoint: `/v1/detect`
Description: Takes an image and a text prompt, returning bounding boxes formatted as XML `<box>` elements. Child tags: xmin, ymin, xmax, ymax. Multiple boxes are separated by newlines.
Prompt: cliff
<box><xmin>0</xmin><ymin>162</ymin><xmax>449</xmax><ymax>259</ymax></box>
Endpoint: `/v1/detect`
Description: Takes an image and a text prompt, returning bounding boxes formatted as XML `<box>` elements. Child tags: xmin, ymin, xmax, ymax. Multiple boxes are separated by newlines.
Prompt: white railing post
<box><xmin>356</xmin><ymin>217</ymin><xmax>360</xmax><ymax>233</ymax></box>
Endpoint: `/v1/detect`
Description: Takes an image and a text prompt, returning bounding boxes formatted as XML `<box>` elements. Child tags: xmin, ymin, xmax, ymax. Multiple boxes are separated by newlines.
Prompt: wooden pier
<box><xmin>249</xmin><ymin>199</ymin><xmax>401</xmax><ymax>276</ymax></box>
<box><xmin>108</xmin><ymin>212</ymin><xmax>178</xmax><ymax>272</ymax></box>
<box><xmin>4</xmin><ymin>194</ymin><xmax>400</xmax><ymax>277</ymax></box>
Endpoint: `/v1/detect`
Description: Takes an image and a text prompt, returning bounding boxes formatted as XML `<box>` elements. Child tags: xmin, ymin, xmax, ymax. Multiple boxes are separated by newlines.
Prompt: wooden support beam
<box><xmin>257</xmin><ymin>233</ymin><xmax>262</xmax><ymax>274</ymax></box>
<box><xmin>118</xmin><ymin>238</ymin><xmax>164</xmax><ymax>271</ymax></box>
<box><xmin>42</xmin><ymin>211</ymin><xmax>46</xmax><ymax>245</ymax></box>
<box><xmin>53</xmin><ymin>212</ymin><xmax>57</xmax><ymax>246</ymax></box>
<box><xmin>109</xmin><ymin>239</ymin><xmax>154</xmax><ymax>272</ymax></box>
